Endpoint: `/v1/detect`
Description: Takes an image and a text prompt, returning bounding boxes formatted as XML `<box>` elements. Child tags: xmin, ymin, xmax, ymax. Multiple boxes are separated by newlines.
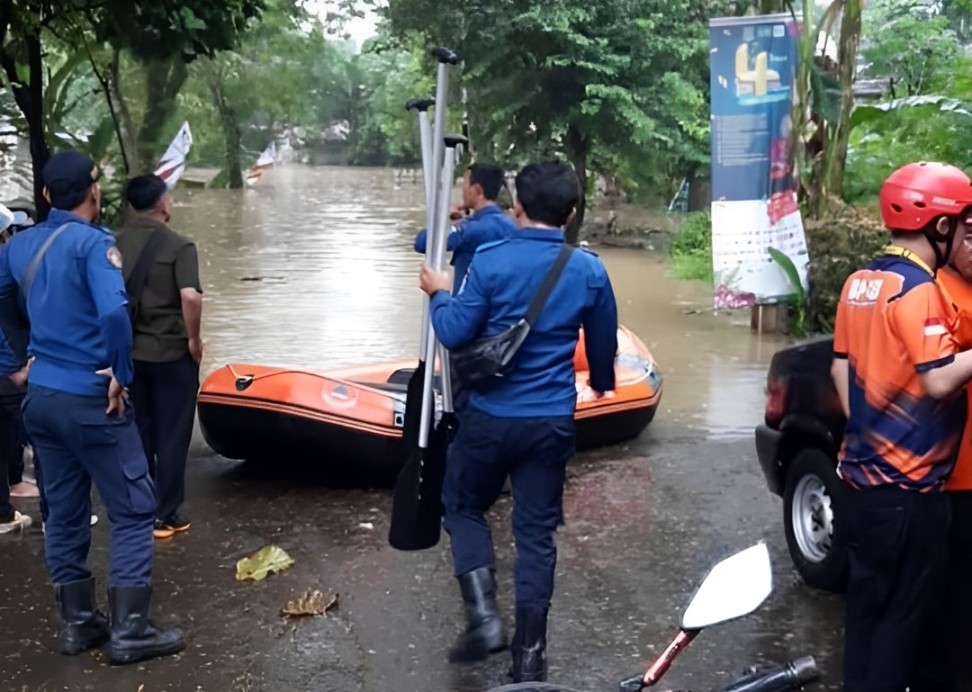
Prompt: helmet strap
<box><xmin>924</xmin><ymin>216</ymin><xmax>958</xmax><ymax>273</ymax></box>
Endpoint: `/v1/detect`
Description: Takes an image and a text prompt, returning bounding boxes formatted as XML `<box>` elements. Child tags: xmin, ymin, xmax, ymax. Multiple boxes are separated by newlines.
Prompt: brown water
<box><xmin>175</xmin><ymin>164</ymin><xmax>789</xmax><ymax>442</ymax></box>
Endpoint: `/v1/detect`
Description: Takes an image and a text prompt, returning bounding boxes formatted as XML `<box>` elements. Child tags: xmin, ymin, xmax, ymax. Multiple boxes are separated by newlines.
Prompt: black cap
<box><xmin>42</xmin><ymin>152</ymin><xmax>96</xmax><ymax>211</ymax></box>
<box><xmin>124</xmin><ymin>174</ymin><xmax>168</xmax><ymax>212</ymax></box>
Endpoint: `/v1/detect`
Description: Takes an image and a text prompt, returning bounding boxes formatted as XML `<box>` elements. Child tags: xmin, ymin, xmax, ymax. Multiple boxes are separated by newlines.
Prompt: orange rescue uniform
<box><xmin>938</xmin><ymin>266</ymin><xmax>972</xmax><ymax>490</ymax></box>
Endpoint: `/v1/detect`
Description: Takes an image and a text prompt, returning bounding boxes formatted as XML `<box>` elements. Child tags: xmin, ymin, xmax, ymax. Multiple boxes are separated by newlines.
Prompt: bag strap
<box><xmin>125</xmin><ymin>228</ymin><xmax>166</xmax><ymax>323</ymax></box>
<box><xmin>524</xmin><ymin>244</ymin><xmax>574</xmax><ymax>327</ymax></box>
<box><xmin>22</xmin><ymin>223</ymin><xmax>72</xmax><ymax>300</ymax></box>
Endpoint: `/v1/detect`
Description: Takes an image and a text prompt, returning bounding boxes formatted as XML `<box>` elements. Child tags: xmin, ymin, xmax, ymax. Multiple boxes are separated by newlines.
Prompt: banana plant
<box><xmin>768</xmin><ymin>247</ymin><xmax>807</xmax><ymax>335</ymax></box>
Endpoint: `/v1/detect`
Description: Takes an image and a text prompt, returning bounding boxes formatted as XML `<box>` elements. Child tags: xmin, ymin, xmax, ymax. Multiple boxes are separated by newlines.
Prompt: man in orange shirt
<box><xmin>935</xmin><ymin>222</ymin><xmax>972</xmax><ymax>688</ymax></box>
<box><xmin>832</xmin><ymin>162</ymin><xmax>972</xmax><ymax>691</ymax></box>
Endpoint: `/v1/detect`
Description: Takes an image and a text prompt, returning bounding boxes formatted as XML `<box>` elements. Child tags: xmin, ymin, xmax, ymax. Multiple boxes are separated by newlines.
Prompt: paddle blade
<box><xmin>388</xmin><ymin>421</ymin><xmax>454</xmax><ymax>552</ymax></box>
<box><xmin>389</xmin><ymin>362</ymin><xmax>448</xmax><ymax>551</ymax></box>
<box><xmin>388</xmin><ymin>447</ymin><xmax>444</xmax><ymax>550</ymax></box>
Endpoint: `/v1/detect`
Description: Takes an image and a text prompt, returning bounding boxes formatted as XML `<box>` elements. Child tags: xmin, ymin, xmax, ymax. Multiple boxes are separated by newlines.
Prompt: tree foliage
<box><xmin>0</xmin><ymin>0</ymin><xmax>265</xmax><ymax>215</ymax></box>
<box><xmin>383</xmin><ymin>0</ymin><xmax>720</xmax><ymax>239</ymax></box>
<box><xmin>862</xmin><ymin>0</ymin><xmax>961</xmax><ymax>98</ymax></box>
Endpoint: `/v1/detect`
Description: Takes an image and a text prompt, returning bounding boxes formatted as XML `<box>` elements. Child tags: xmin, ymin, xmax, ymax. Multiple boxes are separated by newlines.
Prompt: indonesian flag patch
<box><xmin>924</xmin><ymin>317</ymin><xmax>948</xmax><ymax>337</ymax></box>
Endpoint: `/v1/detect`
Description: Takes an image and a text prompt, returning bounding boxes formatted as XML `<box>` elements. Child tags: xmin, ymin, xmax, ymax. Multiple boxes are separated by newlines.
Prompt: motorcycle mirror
<box><xmin>680</xmin><ymin>542</ymin><xmax>772</xmax><ymax>630</ymax></box>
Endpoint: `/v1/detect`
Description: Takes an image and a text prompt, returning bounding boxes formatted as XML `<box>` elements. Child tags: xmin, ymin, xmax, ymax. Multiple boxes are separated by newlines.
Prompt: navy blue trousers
<box><xmin>131</xmin><ymin>356</ymin><xmax>198</xmax><ymax>521</ymax></box>
<box><xmin>0</xmin><ymin>391</ymin><xmax>48</xmax><ymax>521</ymax></box>
<box><xmin>23</xmin><ymin>385</ymin><xmax>155</xmax><ymax>587</ymax></box>
<box><xmin>0</xmin><ymin>393</ymin><xmax>19</xmax><ymax>520</ymax></box>
<box><xmin>442</xmin><ymin>408</ymin><xmax>575</xmax><ymax>611</ymax></box>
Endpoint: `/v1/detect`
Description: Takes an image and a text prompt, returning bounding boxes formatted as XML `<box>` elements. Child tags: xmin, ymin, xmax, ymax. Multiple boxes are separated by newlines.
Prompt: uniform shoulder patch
<box><xmin>106</xmin><ymin>245</ymin><xmax>123</xmax><ymax>269</ymax></box>
<box><xmin>474</xmin><ymin>238</ymin><xmax>510</xmax><ymax>254</ymax></box>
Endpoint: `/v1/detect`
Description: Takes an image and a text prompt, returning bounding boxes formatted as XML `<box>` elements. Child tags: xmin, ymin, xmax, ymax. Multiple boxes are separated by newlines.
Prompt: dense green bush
<box><xmin>805</xmin><ymin>204</ymin><xmax>887</xmax><ymax>333</ymax></box>
<box><xmin>670</xmin><ymin>209</ymin><xmax>712</xmax><ymax>283</ymax></box>
<box><xmin>844</xmin><ymin>109</ymin><xmax>972</xmax><ymax>205</ymax></box>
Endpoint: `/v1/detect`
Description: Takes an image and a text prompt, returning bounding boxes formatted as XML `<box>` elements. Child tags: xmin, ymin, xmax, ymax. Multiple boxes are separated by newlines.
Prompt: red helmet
<box><xmin>879</xmin><ymin>162</ymin><xmax>972</xmax><ymax>231</ymax></box>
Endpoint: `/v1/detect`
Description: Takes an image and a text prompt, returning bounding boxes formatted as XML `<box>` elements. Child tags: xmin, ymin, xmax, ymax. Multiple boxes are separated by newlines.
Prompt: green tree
<box><xmin>349</xmin><ymin>34</ymin><xmax>433</xmax><ymax>166</ymax></box>
<box><xmin>862</xmin><ymin>0</ymin><xmax>961</xmax><ymax>98</ymax></box>
<box><xmin>383</xmin><ymin>0</ymin><xmax>716</xmax><ymax>242</ymax></box>
<box><xmin>180</xmin><ymin>3</ymin><xmax>359</xmax><ymax>186</ymax></box>
<box><xmin>0</xmin><ymin>0</ymin><xmax>264</xmax><ymax>216</ymax></box>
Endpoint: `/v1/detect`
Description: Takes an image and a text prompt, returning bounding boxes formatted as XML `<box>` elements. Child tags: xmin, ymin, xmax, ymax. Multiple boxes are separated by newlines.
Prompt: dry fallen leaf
<box><xmin>281</xmin><ymin>589</ymin><xmax>338</xmax><ymax>618</ymax></box>
<box><xmin>235</xmin><ymin>545</ymin><xmax>295</xmax><ymax>582</ymax></box>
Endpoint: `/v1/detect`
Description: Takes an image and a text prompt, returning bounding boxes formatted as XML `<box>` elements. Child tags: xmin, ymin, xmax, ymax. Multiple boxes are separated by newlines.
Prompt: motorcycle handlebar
<box><xmin>722</xmin><ymin>656</ymin><xmax>820</xmax><ymax>692</ymax></box>
<box><xmin>619</xmin><ymin>656</ymin><xmax>819</xmax><ymax>692</ymax></box>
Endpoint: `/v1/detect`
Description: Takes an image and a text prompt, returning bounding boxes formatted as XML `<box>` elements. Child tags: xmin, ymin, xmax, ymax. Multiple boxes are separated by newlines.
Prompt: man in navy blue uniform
<box><xmin>0</xmin><ymin>152</ymin><xmax>183</xmax><ymax>664</ymax></box>
<box><xmin>419</xmin><ymin>160</ymin><xmax>618</xmax><ymax>682</ymax></box>
<box><xmin>414</xmin><ymin>162</ymin><xmax>516</xmax><ymax>294</ymax></box>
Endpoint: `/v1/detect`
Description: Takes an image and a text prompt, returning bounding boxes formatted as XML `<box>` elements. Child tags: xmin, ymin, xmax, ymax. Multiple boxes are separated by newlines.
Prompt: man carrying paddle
<box><xmin>419</xmin><ymin>160</ymin><xmax>618</xmax><ymax>682</ymax></box>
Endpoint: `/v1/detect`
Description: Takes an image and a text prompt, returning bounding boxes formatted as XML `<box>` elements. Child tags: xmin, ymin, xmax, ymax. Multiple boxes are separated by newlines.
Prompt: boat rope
<box><xmin>222</xmin><ymin>364</ymin><xmax>406</xmax><ymax>399</ymax></box>
<box><xmin>225</xmin><ymin>364</ymin><xmax>316</xmax><ymax>391</ymax></box>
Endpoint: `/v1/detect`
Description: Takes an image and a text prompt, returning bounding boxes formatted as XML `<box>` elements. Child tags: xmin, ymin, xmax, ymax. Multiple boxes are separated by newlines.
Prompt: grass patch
<box><xmin>672</xmin><ymin>254</ymin><xmax>713</xmax><ymax>282</ymax></box>
<box><xmin>669</xmin><ymin>210</ymin><xmax>713</xmax><ymax>283</ymax></box>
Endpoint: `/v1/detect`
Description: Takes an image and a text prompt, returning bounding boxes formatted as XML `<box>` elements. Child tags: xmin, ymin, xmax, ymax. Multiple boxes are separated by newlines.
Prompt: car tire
<box><xmin>783</xmin><ymin>448</ymin><xmax>849</xmax><ymax>593</ymax></box>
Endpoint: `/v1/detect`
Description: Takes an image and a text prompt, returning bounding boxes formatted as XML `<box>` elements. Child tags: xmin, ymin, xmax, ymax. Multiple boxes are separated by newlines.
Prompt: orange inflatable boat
<box><xmin>197</xmin><ymin>325</ymin><xmax>663</xmax><ymax>485</ymax></box>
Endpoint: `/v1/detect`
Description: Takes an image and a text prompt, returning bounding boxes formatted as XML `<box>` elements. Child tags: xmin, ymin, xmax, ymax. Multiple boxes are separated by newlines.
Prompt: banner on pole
<box><xmin>709</xmin><ymin>14</ymin><xmax>809</xmax><ymax>309</ymax></box>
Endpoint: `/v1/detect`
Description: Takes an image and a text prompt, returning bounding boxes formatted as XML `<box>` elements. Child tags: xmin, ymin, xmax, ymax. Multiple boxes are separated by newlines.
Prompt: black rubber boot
<box><xmin>510</xmin><ymin>608</ymin><xmax>548</xmax><ymax>682</ymax></box>
<box><xmin>54</xmin><ymin>577</ymin><xmax>109</xmax><ymax>655</ymax></box>
<box><xmin>448</xmin><ymin>567</ymin><xmax>507</xmax><ymax>662</ymax></box>
<box><xmin>105</xmin><ymin>586</ymin><xmax>184</xmax><ymax>665</ymax></box>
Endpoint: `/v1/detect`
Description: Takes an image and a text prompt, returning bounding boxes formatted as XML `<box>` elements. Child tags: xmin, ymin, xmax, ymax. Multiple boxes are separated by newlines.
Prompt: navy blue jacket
<box><xmin>414</xmin><ymin>203</ymin><xmax>516</xmax><ymax>295</ymax></box>
<box><xmin>429</xmin><ymin>229</ymin><xmax>618</xmax><ymax>418</ymax></box>
<box><xmin>0</xmin><ymin>209</ymin><xmax>134</xmax><ymax>395</ymax></box>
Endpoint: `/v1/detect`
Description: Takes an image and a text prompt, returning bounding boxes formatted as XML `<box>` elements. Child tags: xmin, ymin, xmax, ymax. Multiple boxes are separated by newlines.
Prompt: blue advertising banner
<box><xmin>709</xmin><ymin>14</ymin><xmax>809</xmax><ymax>309</ymax></box>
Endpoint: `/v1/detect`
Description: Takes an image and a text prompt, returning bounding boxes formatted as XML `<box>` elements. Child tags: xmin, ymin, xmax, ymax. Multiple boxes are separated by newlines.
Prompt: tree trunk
<box><xmin>109</xmin><ymin>48</ymin><xmax>139</xmax><ymax>172</ymax></box>
<box><xmin>564</xmin><ymin>123</ymin><xmax>588</xmax><ymax>246</ymax></box>
<box><xmin>136</xmin><ymin>58</ymin><xmax>189</xmax><ymax>173</ymax></box>
<box><xmin>687</xmin><ymin>176</ymin><xmax>711</xmax><ymax>212</ymax></box>
<box><xmin>204</xmin><ymin>61</ymin><xmax>244</xmax><ymax>189</ymax></box>
<box><xmin>1</xmin><ymin>31</ymin><xmax>51</xmax><ymax>220</ymax></box>
<box><xmin>222</xmin><ymin>111</ymin><xmax>244</xmax><ymax>189</ymax></box>
<box><xmin>823</xmin><ymin>0</ymin><xmax>862</xmax><ymax>202</ymax></box>
<box><xmin>25</xmin><ymin>33</ymin><xmax>48</xmax><ymax>220</ymax></box>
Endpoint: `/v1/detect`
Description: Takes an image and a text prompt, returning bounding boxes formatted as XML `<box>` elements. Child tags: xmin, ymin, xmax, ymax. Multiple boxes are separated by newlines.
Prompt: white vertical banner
<box><xmin>709</xmin><ymin>15</ymin><xmax>809</xmax><ymax>309</ymax></box>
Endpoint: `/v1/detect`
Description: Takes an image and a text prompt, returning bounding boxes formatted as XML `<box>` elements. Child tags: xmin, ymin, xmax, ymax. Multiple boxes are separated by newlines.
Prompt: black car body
<box><xmin>755</xmin><ymin>337</ymin><xmax>849</xmax><ymax>592</ymax></box>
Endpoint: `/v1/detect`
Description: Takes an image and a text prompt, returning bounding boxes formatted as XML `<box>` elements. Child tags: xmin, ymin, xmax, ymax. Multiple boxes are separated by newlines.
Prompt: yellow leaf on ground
<box><xmin>235</xmin><ymin>545</ymin><xmax>295</xmax><ymax>582</ymax></box>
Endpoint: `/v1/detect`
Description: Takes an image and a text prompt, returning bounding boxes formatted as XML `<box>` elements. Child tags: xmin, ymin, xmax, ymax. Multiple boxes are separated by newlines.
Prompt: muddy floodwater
<box><xmin>0</xmin><ymin>165</ymin><xmax>844</xmax><ymax>692</ymax></box>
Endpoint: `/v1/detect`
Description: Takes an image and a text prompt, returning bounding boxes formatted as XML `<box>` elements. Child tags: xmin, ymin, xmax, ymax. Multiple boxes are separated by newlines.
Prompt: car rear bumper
<box><xmin>755</xmin><ymin>423</ymin><xmax>785</xmax><ymax>497</ymax></box>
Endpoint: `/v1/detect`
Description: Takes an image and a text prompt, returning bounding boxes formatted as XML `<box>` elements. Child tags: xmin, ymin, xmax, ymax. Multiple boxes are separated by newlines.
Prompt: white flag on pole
<box><xmin>154</xmin><ymin>122</ymin><xmax>193</xmax><ymax>190</ymax></box>
<box><xmin>245</xmin><ymin>142</ymin><xmax>276</xmax><ymax>186</ymax></box>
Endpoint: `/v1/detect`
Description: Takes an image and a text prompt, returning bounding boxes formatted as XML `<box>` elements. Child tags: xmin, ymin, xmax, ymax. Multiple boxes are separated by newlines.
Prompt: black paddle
<box><xmin>389</xmin><ymin>48</ymin><xmax>460</xmax><ymax>551</ymax></box>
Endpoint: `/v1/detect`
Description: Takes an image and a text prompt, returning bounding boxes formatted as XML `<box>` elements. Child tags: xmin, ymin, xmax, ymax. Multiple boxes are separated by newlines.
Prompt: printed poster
<box><xmin>709</xmin><ymin>14</ymin><xmax>809</xmax><ymax>309</ymax></box>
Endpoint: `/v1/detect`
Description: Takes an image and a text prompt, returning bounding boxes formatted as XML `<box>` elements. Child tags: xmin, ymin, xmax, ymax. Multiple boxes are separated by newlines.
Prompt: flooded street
<box><xmin>0</xmin><ymin>165</ymin><xmax>844</xmax><ymax>691</ymax></box>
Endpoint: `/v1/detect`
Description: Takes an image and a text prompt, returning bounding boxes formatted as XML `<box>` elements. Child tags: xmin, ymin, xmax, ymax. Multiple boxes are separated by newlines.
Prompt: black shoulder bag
<box><xmin>125</xmin><ymin>229</ymin><xmax>165</xmax><ymax>328</ymax></box>
<box><xmin>451</xmin><ymin>244</ymin><xmax>573</xmax><ymax>389</ymax></box>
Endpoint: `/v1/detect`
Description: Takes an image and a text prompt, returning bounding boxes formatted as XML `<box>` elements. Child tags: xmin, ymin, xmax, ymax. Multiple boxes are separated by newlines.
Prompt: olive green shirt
<box><xmin>115</xmin><ymin>215</ymin><xmax>202</xmax><ymax>363</ymax></box>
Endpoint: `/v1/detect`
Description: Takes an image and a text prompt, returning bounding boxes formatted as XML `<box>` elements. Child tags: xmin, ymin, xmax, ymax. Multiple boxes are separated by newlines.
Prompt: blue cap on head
<box><xmin>42</xmin><ymin>151</ymin><xmax>97</xmax><ymax>211</ymax></box>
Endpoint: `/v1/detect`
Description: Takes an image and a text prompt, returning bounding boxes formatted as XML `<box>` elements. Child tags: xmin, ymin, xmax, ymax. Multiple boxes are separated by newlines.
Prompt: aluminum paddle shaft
<box><xmin>420</xmin><ymin>134</ymin><xmax>468</xmax><ymax>440</ymax></box>
<box><xmin>417</xmin><ymin>47</ymin><xmax>459</xmax><ymax>449</ymax></box>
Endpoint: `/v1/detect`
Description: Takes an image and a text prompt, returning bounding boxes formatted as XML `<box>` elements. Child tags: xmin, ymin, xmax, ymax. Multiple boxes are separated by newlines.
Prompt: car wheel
<box><xmin>783</xmin><ymin>448</ymin><xmax>849</xmax><ymax>593</ymax></box>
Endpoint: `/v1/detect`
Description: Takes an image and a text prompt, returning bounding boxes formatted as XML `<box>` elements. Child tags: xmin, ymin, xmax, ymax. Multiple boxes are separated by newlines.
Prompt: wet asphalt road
<box><xmin>0</xmin><ymin>414</ymin><xmax>844</xmax><ymax>692</ymax></box>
